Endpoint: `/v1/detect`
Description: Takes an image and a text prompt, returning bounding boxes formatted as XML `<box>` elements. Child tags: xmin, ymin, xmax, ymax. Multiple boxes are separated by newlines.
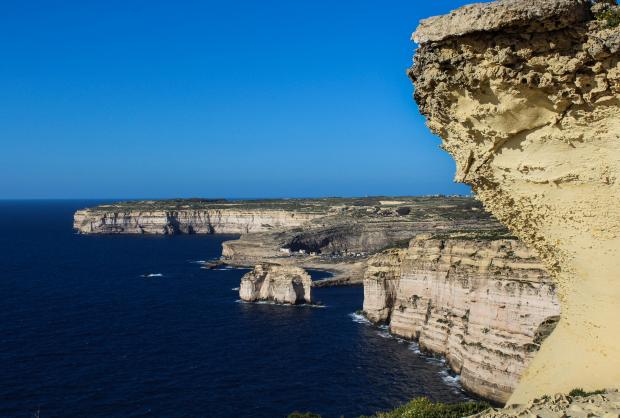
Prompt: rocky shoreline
<box><xmin>363</xmin><ymin>235</ymin><xmax>559</xmax><ymax>404</ymax></box>
<box><xmin>72</xmin><ymin>196</ymin><xmax>565</xmax><ymax>404</ymax></box>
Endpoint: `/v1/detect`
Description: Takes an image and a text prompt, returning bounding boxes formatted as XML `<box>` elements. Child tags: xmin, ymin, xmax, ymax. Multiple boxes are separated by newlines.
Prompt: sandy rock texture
<box><xmin>471</xmin><ymin>390</ymin><xmax>620</xmax><ymax>418</ymax></box>
<box><xmin>410</xmin><ymin>0</ymin><xmax>620</xmax><ymax>403</ymax></box>
<box><xmin>363</xmin><ymin>236</ymin><xmax>559</xmax><ymax>404</ymax></box>
<box><xmin>239</xmin><ymin>263</ymin><xmax>312</xmax><ymax>305</ymax></box>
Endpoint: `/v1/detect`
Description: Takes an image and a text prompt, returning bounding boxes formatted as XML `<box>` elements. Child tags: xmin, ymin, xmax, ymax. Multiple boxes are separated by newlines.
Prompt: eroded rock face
<box><xmin>363</xmin><ymin>236</ymin><xmax>559</xmax><ymax>403</ymax></box>
<box><xmin>471</xmin><ymin>390</ymin><xmax>620</xmax><ymax>418</ymax></box>
<box><xmin>74</xmin><ymin>209</ymin><xmax>320</xmax><ymax>234</ymax></box>
<box><xmin>239</xmin><ymin>264</ymin><xmax>312</xmax><ymax>304</ymax></box>
<box><xmin>410</xmin><ymin>0</ymin><xmax>620</xmax><ymax>403</ymax></box>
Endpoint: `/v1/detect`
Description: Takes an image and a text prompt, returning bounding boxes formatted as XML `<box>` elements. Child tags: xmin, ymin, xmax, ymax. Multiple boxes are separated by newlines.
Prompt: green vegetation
<box><xmin>597</xmin><ymin>8</ymin><xmax>620</xmax><ymax>27</ymax></box>
<box><xmin>594</xmin><ymin>1</ymin><xmax>620</xmax><ymax>27</ymax></box>
<box><xmin>568</xmin><ymin>388</ymin><xmax>606</xmax><ymax>398</ymax></box>
<box><xmin>363</xmin><ymin>398</ymin><xmax>490</xmax><ymax>418</ymax></box>
<box><xmin>288</xmin><ymin>412</ymin><xmax>322</xmax><ymax>418</ymax></box>
<box><xmin>429</xmin><ymin>229</ymin><xmax>515</xmax><ymax>241</ymax></box>
<box><xmin>82</xmin><ymin>196</ymin><xmax>484</xmax><ymax>217</ymax></box>
<box><xmin>287</xmin><ymin>398</ymin><xmax>491</xmax><ymax>418</ymax></box>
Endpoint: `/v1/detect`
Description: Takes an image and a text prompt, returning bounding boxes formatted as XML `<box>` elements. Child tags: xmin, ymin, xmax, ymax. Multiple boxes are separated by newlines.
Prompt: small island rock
<box><xmin>239</xmin><ymin>264</ymin><xmax>312</xmax><ymax>305</ymax></box>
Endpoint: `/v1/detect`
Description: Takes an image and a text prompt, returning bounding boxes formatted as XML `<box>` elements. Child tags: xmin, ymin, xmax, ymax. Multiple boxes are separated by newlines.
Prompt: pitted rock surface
<box><xmin>410</xmin><ymin>0</ymin><xmax>620</xmax><ymax>404</ymax></box>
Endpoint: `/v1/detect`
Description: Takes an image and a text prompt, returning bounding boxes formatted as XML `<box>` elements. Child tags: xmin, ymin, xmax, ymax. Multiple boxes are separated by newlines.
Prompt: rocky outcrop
<box><xmin>363</xmin><ymin>236</ymin><xmax>560</xmax><ymax>404</ymax></box>
<box><xmin>239</xmin><ymin>264</ymin><xmax>313</xmax><ymax>304</ymax></box>
<box><xmin>220</xmin><ymin>196</ymin><xmax>507</xmax><ymax>286</ymax></box>
<box><xmin>471</xmin><ymin>390</ymin><xmax>620</xmax><ymax>418</ymax></box>
<box><xmin>410</xmin><ymin>0</ymin><xmax>620</xmax><ymax>403</ymax></box>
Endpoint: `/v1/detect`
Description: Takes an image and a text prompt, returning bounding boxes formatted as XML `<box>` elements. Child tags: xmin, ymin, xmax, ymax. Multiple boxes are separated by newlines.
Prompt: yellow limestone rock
<box><xmin>410</xmin><ymin>0</ymin><xmax>620</xmax><ymax>404</ymax></box>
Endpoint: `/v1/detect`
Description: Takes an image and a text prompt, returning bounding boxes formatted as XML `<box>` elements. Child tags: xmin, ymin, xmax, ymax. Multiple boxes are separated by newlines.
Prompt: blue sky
<box><xmin>0</xmin><ymin>0</ymin><xmax>476</xmax><ymax>199</ymax></box>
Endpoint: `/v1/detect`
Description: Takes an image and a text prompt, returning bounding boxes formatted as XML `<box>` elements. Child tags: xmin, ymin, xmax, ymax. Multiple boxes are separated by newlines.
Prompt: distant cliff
<box><xmin>74</xmin><ymin>208</ymin><xmax>320</xmax><ymax>235</ymax></box>
<box><xmin>363</xmin><ymin>236</ymin><xmax>560</xmax><ymax>404</ymax></box>
<box><xmin>73</xmin><ymin>200</ymin><xmax>328</xmax><ymax>234</ymax></box>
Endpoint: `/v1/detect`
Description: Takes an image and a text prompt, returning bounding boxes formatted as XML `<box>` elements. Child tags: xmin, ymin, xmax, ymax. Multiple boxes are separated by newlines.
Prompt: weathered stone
<box><xmin>410</xmin><ymin>0</ymin><xmax>620</xmax><ymax>404</ymax></box>
<box><xmin>239</xmin><ymin>263</ymin><xmax>312</xmax><ymax>305</ymax></box>
<box><xmin>413</xmin><ymin>0</ymin><xmax>592</xmax><ymax>44</ymax></box>
<box><xmin>471</xmin><ymin>389</ymin><xmax>620</xmax><ymax>417</ymax></box>
<box><xmin>364</xmin><ymin>236</ymin><xmax>559</xmax><ymax>404</ymax></box>
<box><xmin>74</xmin><ymin>207</ymin><xmax>320</xmax><ymax>234</ymax></box>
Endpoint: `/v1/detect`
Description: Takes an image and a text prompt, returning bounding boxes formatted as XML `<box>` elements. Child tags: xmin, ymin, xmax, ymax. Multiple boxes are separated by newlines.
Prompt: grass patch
<box><xmin>361</xmin><ymin>398</ymin><xmax>490</xmax><ymax>418</ymax></box>
<box><xmin>568</xmin><ymin>388</ymin><xmax>606</xmax><ymax>398</ymax></box>
<box><xmin>289</xmin><ymin>398</ymin><xmax>491</xmax><ymax>418</ymax></box>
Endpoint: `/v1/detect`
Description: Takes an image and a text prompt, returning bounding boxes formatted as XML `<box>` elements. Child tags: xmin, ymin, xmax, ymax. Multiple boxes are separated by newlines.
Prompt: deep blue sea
<box><xmin>0</xmin><ymin>201</ymin><xmax>471</xmax><ymax>418</ymax></box>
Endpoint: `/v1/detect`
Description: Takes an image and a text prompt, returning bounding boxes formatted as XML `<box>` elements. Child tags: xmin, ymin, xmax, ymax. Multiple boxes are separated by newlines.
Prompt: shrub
<box><xmin>362</xmin><ymin>397</ymin><xmax>490</xmax><ymax>418</ymax></box>
<box><xmin>568</xmin><ymin>388</ymin><xmax>606</xmax><ymax>398</ymax></box>
<box><xmin>287</xmin><ymin>412</ymin><xmax>322</xmax><ymax>418</ymax></box>
<box><xmin>594</xmin><ymin>1</ymin><xmax>620</xmax><ymax>28</ymax></box>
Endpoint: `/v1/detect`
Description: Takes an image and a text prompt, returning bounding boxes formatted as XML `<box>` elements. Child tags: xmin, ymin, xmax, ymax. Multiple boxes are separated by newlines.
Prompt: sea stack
<box><xmin>410</xmin><ymin>0</ymin><xmax>620</xmax><ymax>404</ymax></box>
<box><xmin>239</xmin><ymin>264</ymin><xmax>313</xmax><ymax>305</ymax></box>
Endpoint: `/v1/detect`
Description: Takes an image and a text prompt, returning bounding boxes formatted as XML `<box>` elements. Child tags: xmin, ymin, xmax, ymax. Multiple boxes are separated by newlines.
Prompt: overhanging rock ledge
<box><xmin>410</xmin><ymin>0</ymin><xmax>620</xmax><ymax>405</ymax></box>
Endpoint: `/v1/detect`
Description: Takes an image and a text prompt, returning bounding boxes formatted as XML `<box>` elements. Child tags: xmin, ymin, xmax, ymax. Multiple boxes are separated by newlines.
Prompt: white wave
<box><xmin>348</xmin><ymin>312</ymin><xmax>372</xmax><ymax>325</ymax></box>
<box><xmin>143</xmin><ymin>273</ymin><xmax>163</xmax><ymax>278</ymax></box>
<box><xmin>408</xmin><ymin>342</ymin><xmax>422</xmax><ymax>354</ymax></box>
<box><xmin>231</xmin><ymin>287</ymin><xmax>240</xmax><ymax>291</ymax></box>
<box><xmin>235</xmin><ymin>300</ymin><xmax>326</xmax><ymax>308</ymax></box>
<box><xmin>439</xmin><ymin>370</ymin><xmax>461</xmax><ymax>386</ymax></box>
<box><xmin>190</xmin><ymin>260</ymin><xmax>207</xmax><ymax>264</ymax></box>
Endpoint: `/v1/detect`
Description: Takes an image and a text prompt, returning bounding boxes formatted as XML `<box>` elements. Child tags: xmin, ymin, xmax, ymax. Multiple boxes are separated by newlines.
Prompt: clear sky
<box><xmin>0</xmin><ymin>0</ymin><xmax>477</xmax><ymax>199</ymax></box>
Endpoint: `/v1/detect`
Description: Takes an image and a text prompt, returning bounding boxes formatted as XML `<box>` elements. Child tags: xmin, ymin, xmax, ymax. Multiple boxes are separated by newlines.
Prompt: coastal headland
<box><xmin>74</xmin><ymin>196</ymin><xmax>560</xmax><ymax>403</ymax></box>
<box><xmin>74</xmin><ymin>196</ymin><xmax>506</xmax><ymax>286</ymax></box>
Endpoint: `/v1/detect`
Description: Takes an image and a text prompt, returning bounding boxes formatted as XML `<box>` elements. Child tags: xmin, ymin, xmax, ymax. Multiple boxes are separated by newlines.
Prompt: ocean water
<box><xmin>0</xmin><ymin>201</ymin><xmax>471</xmax><ymax>418</ymax></box>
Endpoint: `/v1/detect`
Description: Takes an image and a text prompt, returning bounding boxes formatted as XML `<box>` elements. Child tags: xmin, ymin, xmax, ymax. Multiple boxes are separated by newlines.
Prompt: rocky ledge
<box><xmin>410</xmin><ymin>0</ymin><xmax>620</xmax><ymax>403</ymax></box>
<box><xmin>471</xmin><ymin>389</ymin><xmax>620</xmax><ymax>418</ymax></box>
<box><xmin>239</xmin><ymin>263</ymin><xmax>313</xmax><ymax>305</ymax></box>
<box><xmin>363</xmin><ymin>235</ymin><xmax>559</xmax><ymax>404</ymax></box>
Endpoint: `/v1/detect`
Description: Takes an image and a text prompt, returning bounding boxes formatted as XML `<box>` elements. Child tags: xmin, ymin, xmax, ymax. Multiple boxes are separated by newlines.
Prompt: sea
<box><xmin>0</xmin><ymin>200</ymin><xmax>472</xmax><ymax>418</ymax></box>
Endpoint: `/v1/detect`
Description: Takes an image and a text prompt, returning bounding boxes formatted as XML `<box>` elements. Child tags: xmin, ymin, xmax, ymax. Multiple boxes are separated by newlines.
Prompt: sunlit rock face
<box><xmin>410</xmin><ymin>0</ymin><xmax>620</xmax><ymax>404</ymax></box>
<box><xmin>363</xmin><ymin>236</ymin><xmax>559</xmax><ymax>404</ymax></box>
<box><xmin>74</xmin><ymin>208</ymin><xmax>321</xmax><ymax>234</ymax></box>
<box><xmin>239</xmin><ymin>264</ymin><xmax>312</xmax><ymax>305</ymax></box>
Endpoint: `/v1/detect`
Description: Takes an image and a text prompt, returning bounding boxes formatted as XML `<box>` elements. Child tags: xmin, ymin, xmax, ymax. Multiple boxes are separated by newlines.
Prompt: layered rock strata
<box><xmin>363</xmin><ymin>236</ymin><xmax>560</xmax><ymax>404</ymax></box>
<box><xmin>74</xmin><ymin>208</ymin><xmax>321</xmax><ymax>234</ymax></box>
<box><xmin>220</xmin><ymin>196</ymin><xmax>506</xmax><ymax>285</ymax></box>
<box><xmin>410</xmin><ymin>0</ymin><xmax>620</xmax><ymax>403</ymax></box>
<box><xmin>239</xmin><ymin>264</ymin><xmax>313</xmax><ymax>305</ymax></box>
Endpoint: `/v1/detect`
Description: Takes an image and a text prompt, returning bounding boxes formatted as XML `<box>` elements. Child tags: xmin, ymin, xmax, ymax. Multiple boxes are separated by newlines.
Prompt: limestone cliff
<box><xmin>410</xmin><ymin>0</ymin><xmax>620</xmax><ymax>403</ymax></box>
<box><xmin>74</xmin><ymin>206</ymin><xmax>322</xmax><ymax>234</ymax></box>
<box><xmin>363</xmin><ymin>236</ymin><xmax>559</xmax><ymax>404</ymax></box>
<box><xmin>239</xmin><ymin>264</ymin><xmax>313</xmax><ymax>305</ymax></box>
